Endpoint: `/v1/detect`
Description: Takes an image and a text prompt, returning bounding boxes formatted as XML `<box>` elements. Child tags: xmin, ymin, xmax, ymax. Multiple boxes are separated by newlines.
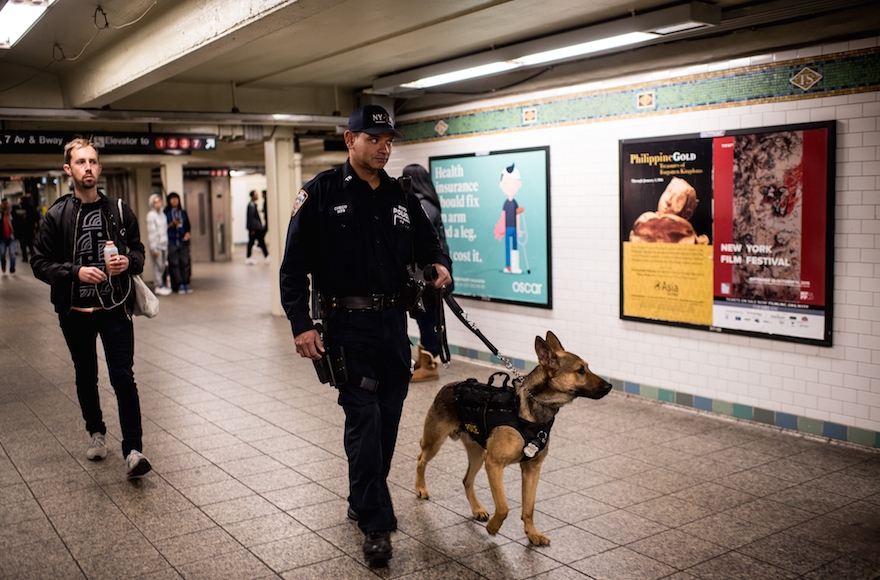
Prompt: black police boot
<box><xmin>363</xmin><ymin>531</ymin><xmax>392</xmax><ymax>568</ymax></box>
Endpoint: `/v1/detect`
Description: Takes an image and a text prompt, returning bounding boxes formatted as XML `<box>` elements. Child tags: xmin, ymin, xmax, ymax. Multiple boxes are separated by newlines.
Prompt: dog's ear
<box><xmin>535</xmin><ymin>336</ymin><xmax>559</xmax><ymax>368</ymax></box>
<box><xmin>545</xmin><ymin>331</ymin><xmax>564</xmax><ymax>353</ymax></box>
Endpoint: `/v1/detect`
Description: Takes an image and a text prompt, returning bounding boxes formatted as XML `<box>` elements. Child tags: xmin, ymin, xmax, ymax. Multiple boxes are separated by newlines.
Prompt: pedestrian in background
<box><xmin>147</xmin><ymin>194</ymin><xmax>172</xmax><ymax>295</ymax></box>
<box><xmin>402</xmin><ymin>164</ymin><xmax>453</xmax><ymax>382</ymax></box>
<box><xmin>164</xmin><ymin>192</ymin><xmax>192</xmax><ymax>294</ymax></box>
<box><xmin>245</xmin><ymin>189</ymin><xmax>269</xmax><ymax>264</ymax></box>
<box><xmin>12</xmin><ymin>193</ymin><xmax>40</xmax><ymax>263</ymax></box>
<box><xmin>0</xmin><ymin>198</ymin><xmax>16</xmax><ymax>276</ymax></box>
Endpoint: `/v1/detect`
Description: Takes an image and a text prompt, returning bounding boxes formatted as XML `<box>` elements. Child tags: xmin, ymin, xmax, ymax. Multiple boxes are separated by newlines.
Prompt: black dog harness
<box><xmin>452</xmin><ymin>373</ymin><xmax>554</xmax><ymax>461</ymax></box>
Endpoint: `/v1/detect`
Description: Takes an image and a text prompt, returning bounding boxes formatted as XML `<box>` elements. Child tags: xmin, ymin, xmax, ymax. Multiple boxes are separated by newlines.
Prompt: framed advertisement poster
<box><xmin>430</xmin><ymin>146</ymin><xmax>551</xmax><ymax>308</ymax></box>
<box><xmin>620</xmin><ymin>121</ymin><xmax>835</xmax><ymax>346</ymax></box>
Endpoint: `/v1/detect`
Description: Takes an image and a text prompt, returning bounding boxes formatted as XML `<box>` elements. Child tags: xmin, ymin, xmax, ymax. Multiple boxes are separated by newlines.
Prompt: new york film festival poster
<box><xmin>620</xmin><ymin>121</ymin><xmax>835</xmax><ymax>346</ymax></box>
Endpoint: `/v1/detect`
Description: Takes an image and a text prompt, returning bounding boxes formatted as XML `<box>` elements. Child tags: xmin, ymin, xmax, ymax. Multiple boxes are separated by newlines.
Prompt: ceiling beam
<box><xmin>60</xmin><ymin>0</ymin><xmax>346</xmax><ymax>109</ymax></box>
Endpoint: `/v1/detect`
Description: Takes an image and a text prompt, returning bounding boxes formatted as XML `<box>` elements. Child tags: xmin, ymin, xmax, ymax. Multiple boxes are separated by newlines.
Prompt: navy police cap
<box><xmin>348</xmin><ymin>104</ymin><xmax>404</xmax><ymax>139</ymax></box>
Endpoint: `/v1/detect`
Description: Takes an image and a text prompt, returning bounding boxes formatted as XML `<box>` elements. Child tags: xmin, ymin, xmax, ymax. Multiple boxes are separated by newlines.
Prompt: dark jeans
<box><xmin>327</xmin><ymin>307</ymin><xmax>411</xmax><ymax>534</ymax></box>
<box><xmin>59</xmin><ymin>307</ymin><xmax>143</xmax><ymax>457</ymax></box>
<box><xmin>168</xmin><ymin>243</ymin><xmax>191</xmax><ymax>290</ymax></box>
<box><xmin>247</xmin><ymin>229</ymin><xmax>268</xmax><ymax>258</ymax></box>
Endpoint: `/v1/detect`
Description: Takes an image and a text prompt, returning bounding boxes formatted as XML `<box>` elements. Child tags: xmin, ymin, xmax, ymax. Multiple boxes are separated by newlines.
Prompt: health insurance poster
<box><xmin>430</xmin><ymin>147</ymin><xmax>551</xmax><ymax>308</ymax></box>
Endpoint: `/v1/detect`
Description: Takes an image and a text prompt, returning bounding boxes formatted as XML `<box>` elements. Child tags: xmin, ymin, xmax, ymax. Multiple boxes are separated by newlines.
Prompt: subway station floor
<box><xmin>1</xmin><ymin>256</ymin><xmax>879</xmax><ymax>580</ymax></box>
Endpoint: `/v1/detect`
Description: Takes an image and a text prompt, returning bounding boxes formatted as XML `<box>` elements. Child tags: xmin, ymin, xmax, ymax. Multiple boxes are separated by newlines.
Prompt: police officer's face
<box><xmin>64</xmin><ymin>145</ymin><xmax>102</xmax><ymax>191</ymax></box>
<box><xmin>346</xmin><ymin>131</ymin><xmax>394</xmax><ymax>172</ymax></box>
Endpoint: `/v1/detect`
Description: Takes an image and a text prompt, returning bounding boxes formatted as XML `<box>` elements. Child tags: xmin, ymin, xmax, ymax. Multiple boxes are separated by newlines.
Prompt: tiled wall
<box><xmin>393</xmin><ymin>38</ymin><xmax>880</xmax><ymax>448</ymax></box>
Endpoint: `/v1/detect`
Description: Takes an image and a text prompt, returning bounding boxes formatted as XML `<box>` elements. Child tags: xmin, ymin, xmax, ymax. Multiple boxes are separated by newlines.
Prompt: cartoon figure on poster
<box><xmin>494</xmin><ymin>163</ymin><xmax>530</xmax><ymax>274</ymax></box>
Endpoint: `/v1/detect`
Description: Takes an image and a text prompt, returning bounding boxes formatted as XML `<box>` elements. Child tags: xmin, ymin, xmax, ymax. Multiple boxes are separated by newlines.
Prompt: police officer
<box><xmin>280</xmin><ymin>104</ymin><xmax>451</xmax><ymax>567</ymax></box>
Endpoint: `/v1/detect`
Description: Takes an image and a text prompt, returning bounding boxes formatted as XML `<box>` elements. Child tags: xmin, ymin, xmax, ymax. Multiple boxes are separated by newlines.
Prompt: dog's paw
<box><xmin>527</xmin><ymin>531</ymin><xmax>551</xmax><ymax>546</ymax></box>
<box><xmin>486</xmin><ymin>517</ymin><xmax>503</xmax><ymax>534</ymax></box>
<box><xmin>415</xmin><ymin>486</ymin><xmax>430</xmax><ymax>499</ymax></box>
<box><xmin>473</xmin><ymin>508</ymin><xmax>489</xmax><ymax>522</ymax></box>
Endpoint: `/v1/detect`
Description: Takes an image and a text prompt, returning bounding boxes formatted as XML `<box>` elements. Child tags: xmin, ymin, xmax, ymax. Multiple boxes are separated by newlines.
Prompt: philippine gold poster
<box><xmin>620</xmin><ymin>137</ymin><xmax>715</xmax><ymax>326</ymax></box>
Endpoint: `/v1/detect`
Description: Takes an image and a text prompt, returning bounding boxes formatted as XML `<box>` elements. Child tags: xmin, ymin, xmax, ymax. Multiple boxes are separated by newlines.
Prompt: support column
<box><xmin>264</xmin><ymin>127</ymin><xmax>298</xmax><ymax>317</ymax></box>
<box><xmin>160</xmin><ymin>159</ymin><xmax>185</xmax><ymax>201</ymax></box>
<box><xmin>134</xmin><ymin>168</ymin><xmax>156</xmax><ymax>286</ymax></box>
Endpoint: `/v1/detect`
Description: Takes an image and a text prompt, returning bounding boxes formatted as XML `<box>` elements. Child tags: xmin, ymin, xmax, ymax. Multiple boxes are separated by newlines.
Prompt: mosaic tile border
<box><xmin>429</xmin><ymin>339</ymin><xmax>880</xmax><ymax>450</ymax></box>
<box><xmin>398</xmin><ymin>47</ymin><xmax>880</xmax><ymax>143</ymax></box>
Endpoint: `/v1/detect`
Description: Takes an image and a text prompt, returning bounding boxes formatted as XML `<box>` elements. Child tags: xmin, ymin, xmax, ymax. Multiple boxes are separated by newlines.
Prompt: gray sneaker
<box><xmin>125</xmin><ymin>450</ymin><xmax>152</xmax><ymax>479</ymax></box>
<box><xmin>86</xmin><ymin>432</ymin><xmax>108</xmax><ymax>460</ymax></box>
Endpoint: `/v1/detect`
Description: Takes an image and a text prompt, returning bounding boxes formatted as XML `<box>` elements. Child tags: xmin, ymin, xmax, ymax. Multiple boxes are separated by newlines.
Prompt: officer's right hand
<box><xmin>294</xmin><ymin>329</ymin><xmax>325</xmax><ymax>360</ymax></box>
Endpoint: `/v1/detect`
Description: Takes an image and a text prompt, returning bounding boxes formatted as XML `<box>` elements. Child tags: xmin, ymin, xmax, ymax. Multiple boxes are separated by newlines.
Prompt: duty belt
<box><xmin>325</xmin><ymin>293</ymin><xmax>402</xmax><ymax>311</ymax></box>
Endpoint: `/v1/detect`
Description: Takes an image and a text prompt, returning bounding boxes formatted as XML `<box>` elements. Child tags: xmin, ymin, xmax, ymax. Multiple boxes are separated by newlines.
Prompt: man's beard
<box><xmin>76</xmin><ymin>175</ymin><xmax>96</xmax><ymax>190</ymax></box>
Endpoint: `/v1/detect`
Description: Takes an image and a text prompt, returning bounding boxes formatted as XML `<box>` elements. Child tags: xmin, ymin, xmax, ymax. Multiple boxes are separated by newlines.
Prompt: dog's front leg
<box><xmin>462</xmin><ymin>440</ymin><xmax>489</xmax><ymax>520</ymax></box>
<box><xmin>520</xmin><ymin>455</ymin><xmax>550</xmax><ymax>545</ymax></box>
<box><xmin>484</xmin><ymin>458</ymin><xmax>509</xmax><ymax>535</ymax></box>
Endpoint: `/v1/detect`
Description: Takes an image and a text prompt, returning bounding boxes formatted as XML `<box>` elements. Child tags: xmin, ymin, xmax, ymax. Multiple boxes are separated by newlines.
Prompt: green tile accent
<box><xmin>753</xmin><ymin>408</ymin><xmax>775</xmax><ymax>425</ymax></box>
<box><xmin>847</xmin><ymin>427</ymin><xmax>875</xmax><ymax>447</ymax></box>
<box><xmin>798</xmin><ymin>417</ymin><xmax>824</xmax><ymax>436</ymax></box>
<box><xmin>876</xmin><ymin>432</ymin><xmax>880</xmax><ymax>449</ymax></box>
<box><xmin>733</xmin><ymin>404</ymin><xmax>753</xmax><ymax>420</ymax></box>
<box><xmin>399</xmin><ymin>48</ymin><xmax>880</xmax><ymax>143</ymax></box>
<box><xmin>712</xmin><ymin>400</ymin><xmax>734</xmax><ymax>416</ymax></box>
<box><xmin>675</xmin><ymin>393</ymin><xmax>694</xmax><ymax>407</ymax></box>
<box><xmin>478</xmin><ymin>351</ymin><xmax>493</xmax><ymax>362</ymax></box>
<box><xmin>640</xmin><ymin>385</ymin><xmax>659</xmax><ymax>400</ymax></box>
<box><xmin>658</xmin><ymin>388</ymin><xmax>675</xmax><ymax>402</ymax></box>
<box><xmin>610</xmin><ymin>378</ymin><xmax>624</xmax><ymax>391</ymax></box>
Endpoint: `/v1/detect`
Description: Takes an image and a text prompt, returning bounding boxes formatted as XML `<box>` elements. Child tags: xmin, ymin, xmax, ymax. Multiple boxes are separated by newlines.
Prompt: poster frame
<box><xmin>618</xmin><ymin>121</ymin><xmax>836</xmax><ymax>346</ymax></box>
<box><xmin>429</xmin><ymin>145</ymin><xmax>552</xmax><ymax>309</ymax></box>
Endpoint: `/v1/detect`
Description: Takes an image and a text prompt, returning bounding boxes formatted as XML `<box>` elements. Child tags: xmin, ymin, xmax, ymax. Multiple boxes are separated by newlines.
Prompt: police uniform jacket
<box><xmin>280</xmin><ymin>160</ymin><xmax>451</xmax><ymax>336</ymax></box>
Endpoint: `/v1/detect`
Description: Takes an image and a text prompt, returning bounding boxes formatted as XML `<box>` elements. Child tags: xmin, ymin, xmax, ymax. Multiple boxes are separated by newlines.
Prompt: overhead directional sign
<box><xmin>0</xmin><ymin>131</ymin><xmax>217</xmax><ymax>155</ymax></box>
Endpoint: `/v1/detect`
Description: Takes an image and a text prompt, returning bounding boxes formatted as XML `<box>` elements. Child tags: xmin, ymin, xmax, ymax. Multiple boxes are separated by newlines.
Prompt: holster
<box><xmin>311</xmin><ymin>323</ymin><xmax>348</xmax><ymax>386</ymax></box>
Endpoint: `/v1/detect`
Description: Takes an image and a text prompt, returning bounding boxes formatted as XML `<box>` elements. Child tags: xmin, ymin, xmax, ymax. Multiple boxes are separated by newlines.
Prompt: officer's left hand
<box><xmin>431</xmin><ymin>264</ymin><xmax>452</xmax><ymax>290</ymax></box>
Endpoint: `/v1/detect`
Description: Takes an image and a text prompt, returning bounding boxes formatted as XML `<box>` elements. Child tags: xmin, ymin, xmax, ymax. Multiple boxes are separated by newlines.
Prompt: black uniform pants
<box><xmin>59</xmin><ymin>307</ymin><xmax>143</xmax><ymax>457</ymax></box>
<box><xmin>327</xmin><ymin>307</ymin><xmax>411</xmax><ymax>534</ymax></box>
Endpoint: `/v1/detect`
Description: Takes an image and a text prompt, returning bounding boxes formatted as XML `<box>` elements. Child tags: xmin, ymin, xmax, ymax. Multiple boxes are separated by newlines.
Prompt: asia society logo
<box><xmin>512</xmin><ymin>281</ymin><xmax>543</xmax><ymax>294</ymax></box>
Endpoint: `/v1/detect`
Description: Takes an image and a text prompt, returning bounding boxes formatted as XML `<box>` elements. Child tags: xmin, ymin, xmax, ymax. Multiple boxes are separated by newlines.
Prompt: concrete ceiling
<box><xmin>0</xmin><ymin>0</ymin><xmax>878</xmax><ymax>173</ymax></box>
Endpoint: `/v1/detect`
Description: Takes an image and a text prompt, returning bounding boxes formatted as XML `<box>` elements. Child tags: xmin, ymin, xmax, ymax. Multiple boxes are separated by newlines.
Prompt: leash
<box><xmin>440</xmin><ymin>290</ymin><xmax>525</xmax><ymax>385</ymax></box>
<box><xmin>424</xmin><ymin>265</ymin><xmax>524</xmax><ymax>384</ymax></box>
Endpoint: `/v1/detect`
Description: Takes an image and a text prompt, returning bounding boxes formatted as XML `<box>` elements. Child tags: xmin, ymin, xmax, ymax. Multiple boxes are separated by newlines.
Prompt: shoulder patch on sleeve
<box><xmin>291</xmin><ymin>189</ymin><xmax>309</xmax><ymax>217</ymax></box>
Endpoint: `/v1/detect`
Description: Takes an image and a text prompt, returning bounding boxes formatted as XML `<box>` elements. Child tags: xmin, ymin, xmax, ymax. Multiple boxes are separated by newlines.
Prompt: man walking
<box><xmin>31</xmin><ymin>138</ymin><xmax>151</xmax><ymax>479</ymax></box>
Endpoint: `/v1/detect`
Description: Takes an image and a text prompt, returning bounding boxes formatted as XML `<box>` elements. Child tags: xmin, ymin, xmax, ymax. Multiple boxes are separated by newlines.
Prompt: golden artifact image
<box><xmin>629</xmin><ymin>177</ymin><xmax>709</xmax><ymax>244</ymax></box>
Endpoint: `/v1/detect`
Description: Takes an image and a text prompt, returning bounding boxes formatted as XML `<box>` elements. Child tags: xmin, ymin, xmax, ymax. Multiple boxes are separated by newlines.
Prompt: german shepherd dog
<box><xmin>415</xmin><ymin>332</ymin><xmax>612</xmax><ymax>545</ymax></box>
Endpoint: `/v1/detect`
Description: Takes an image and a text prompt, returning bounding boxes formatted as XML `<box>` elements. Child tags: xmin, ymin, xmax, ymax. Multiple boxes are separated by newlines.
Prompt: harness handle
<box><xmin>486</xmin><ymin>372</ymin><xmax>512</xmax><ymax>388</ymax></box>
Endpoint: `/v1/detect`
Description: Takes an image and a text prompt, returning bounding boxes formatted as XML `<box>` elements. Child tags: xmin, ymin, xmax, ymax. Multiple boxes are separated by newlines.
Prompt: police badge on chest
<box><xmin>392</xmin><ymin>204</ymin><xmax>411</xmax><ymax>230</ymax></box>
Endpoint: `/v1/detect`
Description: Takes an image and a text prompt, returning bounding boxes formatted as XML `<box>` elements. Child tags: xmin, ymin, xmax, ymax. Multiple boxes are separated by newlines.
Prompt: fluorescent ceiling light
<box><xmin>0</xmin><ymin>0</ymin><xmax>55</xmax><ymax>50</ymax></box>
<box><xmin>373</xmin><ymin>1</ymin><xmax>722</xmax><ymax>94</ymax></box>
<box><xmin>403</xmin><ymin>32</ymin><xmax>657</xmax><ymax>89</ymax></box>
<box><xmin>402</xmin><ymin>62</ymin><xmax>520</xmax><ymax>89</ymax></box>
<box><xmin>651</xmin><ymin>21</ymin><xmax>711</xmax><ymax>35</ymax></box>
<box><xmin>513</xmin><ymin>31</ymin><xmax>657</xmax><ymax>66</ymax></box>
